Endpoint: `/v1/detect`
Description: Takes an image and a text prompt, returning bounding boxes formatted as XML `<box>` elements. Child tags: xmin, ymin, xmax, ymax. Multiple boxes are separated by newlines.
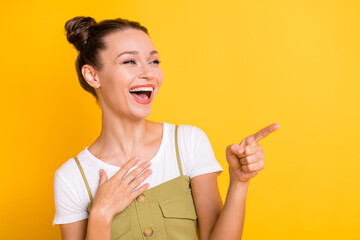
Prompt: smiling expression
<box><xmin>94</xmin><ymin>28</ymin><xmax>163</xmax><ymax>119</ymax></box>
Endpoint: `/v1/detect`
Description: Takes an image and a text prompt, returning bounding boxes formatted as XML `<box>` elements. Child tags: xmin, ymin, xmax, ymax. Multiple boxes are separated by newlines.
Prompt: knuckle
<box><xmin>141</xmin><ymin>161</ymin><xmax>151</xmax><ymax>169</ymax></box>
<box><xmin>139</xmin><ymin>164</ymin><xmax>147</xmax><ymax>171</ymax></box>
<box><xmin>245</xmin><ymin>146</ymin><xmax>251</xmax><ymax>154</ymax></box>
<box><xmin>134</xmin><ymin>184</ymin><xmax>148</xmax><ymax>195</ymax></box>
<box><xmin>257</xmin><ymin>146</ymin><xmax>264</xmax><ymax>154</ymax></box>
<box><xmin>121</xmin><ymin>165</ymin><xmax>131</xmax><ymax>174</ymax></box>
<box><xmin>135</xmin><ymin>171</ymin><xmax>150</xmax><ymax>183</ymax></box>
<box><xmin>227</xmin><ymin>144</ymin><xmax>236</xmax><ymax>153</ymax></box>
<box><xmin>136</xmin><ymin>175</ymin><xmax>145</xmax><ymax>184</ymax></box>
<box><xmin>134</xmin><ymin>166</ymin><xmax>145</xmax><ymax>175</ymax></box>
<box><xmin>132</xmin><ymin>177</ymin><xmax>142</xmax><ymax>185</ymax></box>
<box><xmin>142</xmin><ymin>170</ymin><xmax>152</xmax><ymax>179</ymax></box>
<box><xmin>126</xmin><ymin>172</ymin><xmax>137</xmax><ymax>181</ymax></box>
<box><xmin>247</xmin><ymin>135</ymin><xmax>254</xmax><ymax>143</ymax></box>
<box><xmin>127</xmin><ymin>158</ymin><xmax>137</xmax><ymax>167</ymax></box>
<box><xmin>119</xmin><ymin>179</ymin><xmax>127</xmax><ymax>186</ymax></box>
<box><xmin>125</xmin><ymin>160</ymin><xmax>133</xmax><ymax>167</ymax></box>
<box><xmin>130</xmin><ymin>191</ymin><xmax>137</xmax><ymax>199</ymax></box>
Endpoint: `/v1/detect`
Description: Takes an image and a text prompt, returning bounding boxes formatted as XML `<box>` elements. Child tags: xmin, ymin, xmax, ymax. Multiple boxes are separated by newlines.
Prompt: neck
<box><xmin>92</xmin><ymin>110</ymin><xmax>149</xmax><ymax>161</ymax></box>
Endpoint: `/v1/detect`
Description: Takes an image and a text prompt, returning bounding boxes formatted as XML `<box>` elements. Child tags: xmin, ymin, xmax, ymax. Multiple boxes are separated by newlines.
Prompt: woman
<box><xmin>53</xmin><ymin>16</ymin><xmax>280</xmax><ymax>240</ymax></box>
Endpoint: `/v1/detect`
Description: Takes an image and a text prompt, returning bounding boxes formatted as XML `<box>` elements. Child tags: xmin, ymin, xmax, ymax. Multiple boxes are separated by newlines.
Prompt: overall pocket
<box><xmin>158</xmin><ymin>191</ymin><xmax>198</xmax><ymax>240</ymax></box>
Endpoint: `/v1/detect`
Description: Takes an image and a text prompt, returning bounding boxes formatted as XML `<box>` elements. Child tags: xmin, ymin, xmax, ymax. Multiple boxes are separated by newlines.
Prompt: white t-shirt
<box><xmin>53</xmin><ymin>122</ymin><xmax>223</xmax><ymax>225</ymax></box>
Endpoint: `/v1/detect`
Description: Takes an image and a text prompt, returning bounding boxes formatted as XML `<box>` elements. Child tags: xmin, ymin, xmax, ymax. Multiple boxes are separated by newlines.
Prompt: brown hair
<box><xmin>64</xmin><ymin>16</ymin><xmax>149</xmax><ymax>102</ymax></box>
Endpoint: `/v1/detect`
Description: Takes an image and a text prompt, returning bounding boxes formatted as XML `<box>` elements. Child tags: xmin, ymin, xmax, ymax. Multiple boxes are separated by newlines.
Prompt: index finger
<box><xmin>250</xmin><ymin>123</ymin><xmax>280</xmax><ymax>144</ymax></box>
<box><xmin>113</xmin><ymin>156</ymin><xmax>139</xmax><ymax>180</ymax></box>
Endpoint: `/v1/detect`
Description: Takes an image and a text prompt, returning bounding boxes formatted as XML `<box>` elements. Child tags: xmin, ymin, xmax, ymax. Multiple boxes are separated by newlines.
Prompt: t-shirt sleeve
<box><xmin>53</xmin><ymin>170</ymin><xmax>88</xmax><ymax>225</ymax></box>
<box><xmin>188</xmin><ymin>126</ymin><xmax>223</xmax><ymax>178</ymax></box>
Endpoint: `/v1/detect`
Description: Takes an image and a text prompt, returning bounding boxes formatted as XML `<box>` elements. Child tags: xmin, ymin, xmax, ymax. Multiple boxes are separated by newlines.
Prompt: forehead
<box><xmin>102</xmin><ymin>28</ymin><xmax>156</xmax><ymax>56</ymax></box>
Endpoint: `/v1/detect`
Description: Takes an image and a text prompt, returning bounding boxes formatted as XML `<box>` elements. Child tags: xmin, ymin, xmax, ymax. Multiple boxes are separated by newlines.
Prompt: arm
<box><xmin>59</xmin><ymin>220</ymin><xmax>87</xmax><ymax>240</ymax></box>
<box><xmin>191</xmin><ymin>173</ymin><xmax>249</xmax><ymax>240</ymax></box>
<box><xmin>58</xmin><ymin>199</ymin><xmax>113</xmax><ymax>240</ymax></box>
<box><xmin>190</xmin><ymin>173</ymin><xmax>223</xmax><ymax>240</ymax></box>
<box><xmin>210</xmin><ymin>180</ymin><xmax>249</xmax><ymax>240</ymax></box>
<box><xmin>192</xmin><ymin>123</ymin><xmax>280</xmax><ymax>240</ymax></box>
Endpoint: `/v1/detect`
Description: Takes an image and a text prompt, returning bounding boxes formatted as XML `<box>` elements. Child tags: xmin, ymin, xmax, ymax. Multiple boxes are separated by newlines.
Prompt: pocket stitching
<box><xmin>158</xmin><ymin>192</ymin><xmax>197</xmax><ymax>220</ymax></box>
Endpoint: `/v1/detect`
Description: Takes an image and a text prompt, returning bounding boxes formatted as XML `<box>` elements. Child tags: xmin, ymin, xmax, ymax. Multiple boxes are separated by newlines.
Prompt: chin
<box><xmin>131</xmin><ymin>108</ymin><xmax>152</xmax><ymax>120</ymax></box>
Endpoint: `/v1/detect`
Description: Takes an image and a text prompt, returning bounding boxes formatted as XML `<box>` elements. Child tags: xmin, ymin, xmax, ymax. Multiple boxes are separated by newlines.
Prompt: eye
<box><xmin>123</xmin><ymin>60</ymin><xmax>136</xmax><ymax>64</ymax></box>
<box><xmin>151</xmin><ymin>60</ymin><xmax>161</xmax><ymax>64</ymax></box>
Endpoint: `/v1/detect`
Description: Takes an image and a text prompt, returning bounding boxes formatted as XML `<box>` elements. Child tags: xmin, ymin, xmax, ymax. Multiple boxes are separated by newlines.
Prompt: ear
<box><xmin>82</xmin><ymin>64</ymin><xmax>101</xmax><ymax>88</ymax></box>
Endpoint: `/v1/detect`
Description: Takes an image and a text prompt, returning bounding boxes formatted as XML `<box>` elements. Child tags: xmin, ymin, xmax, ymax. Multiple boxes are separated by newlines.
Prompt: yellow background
<box><xmin>1</xmin><ymin>0</ymin><xmax>359</xmax><ymax>239</ymax></box>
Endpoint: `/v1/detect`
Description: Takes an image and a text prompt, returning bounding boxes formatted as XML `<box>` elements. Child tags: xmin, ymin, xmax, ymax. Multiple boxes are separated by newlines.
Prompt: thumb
<box><xmin>98</xmin><ymin>169</ymin><xmax>108</xmax><ymax>186</ymax></box>
<box><xmin>226</xmin><ymin>143</ymin><xmax>244</xmax><ymax>170</ymax></box>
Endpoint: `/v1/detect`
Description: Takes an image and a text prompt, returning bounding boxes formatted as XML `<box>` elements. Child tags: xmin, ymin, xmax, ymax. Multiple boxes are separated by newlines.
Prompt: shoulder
<box><xmin>54</xmin><ymin>148</ymin><xmax>92</xmax><ymax>180</ymax></box>
<box><xmin>55</xmin><ymin>153</ymin><xmax>87</xmax><ymax>182</ymax></box>
<box><xmin>179</xmin><ymin>124</ymin><xmax>212</xmax><ymax>149</ymax></box>
<box><xmin>54</xmin><ymin>157</ymin><xmax>78</xmax><ymax>183</ymax></box>
<box><xmin>168</xmin><ymin>123</ymin><xmax>222</xmax><ymax>178</ymax></box>
<box><xmin>166</xmin><ymin>122</ymin><xmax>207</xmax><ymax>141</ymax></box>
<box><xmin>164</xmin><ymin>123</ymin><xmax>212</xmax><ymax>153</ymax></box>
<box><xmin>54</xmin><ymin>156</ymin><xmax>84</xmax><ymax>201</ymax></box>
<box><xmin>55</xmin><ymin>155</ymin><xmax>76</xmax><ymax>172</ymax></box>
<box><xmin>53</xmin><ymin>149</ymin><xmax>90</xmax><ymax>193</ymax></box>
<box><xmin>166</xmin><ymin>122</ymin><xmax>214</xmax><ymax>157</ymax></box>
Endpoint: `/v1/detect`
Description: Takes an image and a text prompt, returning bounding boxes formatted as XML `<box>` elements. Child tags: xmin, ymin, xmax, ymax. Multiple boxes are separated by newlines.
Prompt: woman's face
<box><xmin>95</xmin><ymin>28</ymin><xmax>163</xmax><ymax>120</ymax></box>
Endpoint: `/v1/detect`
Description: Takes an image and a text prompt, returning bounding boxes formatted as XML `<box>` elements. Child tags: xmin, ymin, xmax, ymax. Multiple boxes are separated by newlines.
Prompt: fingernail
<box><xmin>134</xmin><ymin>157</ymin><xmax>139</xmax><ymax>162</ymax></box>
<box><xmin>232</xmin><ymin>144</ymin><xmax>237</xmax><ymax>151</ymax></box>
<box><xmin>99</xmin><ymin>169</ymin><xmax>103</xmax><ymax>176</ymax></box>
<box><xmin>145</xmin><ymin>161</ymin><xmax>151</xmax><ymax>166</ymax></box>
<box><xmin>237</xmin><ymin>146</ymin><xmax>243</xmax><ymax>154</ymax></box>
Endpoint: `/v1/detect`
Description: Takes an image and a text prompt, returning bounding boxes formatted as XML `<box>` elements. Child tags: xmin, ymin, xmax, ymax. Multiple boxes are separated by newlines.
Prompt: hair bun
<box><xmin>65</xmin><ymin>16</ymin><xmax>97</xmax><ymax>51</ymax></box>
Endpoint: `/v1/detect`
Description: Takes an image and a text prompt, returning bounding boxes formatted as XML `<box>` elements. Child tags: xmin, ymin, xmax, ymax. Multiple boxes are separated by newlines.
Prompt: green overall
<box><xmin>74</xmin><ymin>125</ymin><xmax>199</xmax><ymax>239</ymax></box>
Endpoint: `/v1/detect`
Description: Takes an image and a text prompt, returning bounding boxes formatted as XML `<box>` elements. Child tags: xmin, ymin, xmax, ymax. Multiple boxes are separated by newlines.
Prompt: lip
<box><xmin>129</xmin><ymin>84</ymin><xmax>155</xmax><ymax>105</ymax></box>
<box><xmin>129</xmin><ymin>83</ymin><xmax>155</xmax><ymax>91</ymax></box>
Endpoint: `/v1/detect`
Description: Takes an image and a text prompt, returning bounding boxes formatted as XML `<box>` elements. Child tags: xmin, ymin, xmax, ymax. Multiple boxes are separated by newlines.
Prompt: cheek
<box><xmin>101</xmin><ymin>68</ymin><xmax>131</xmax><ymax>89</ymax></box>
<box><xmin>156</xmin><ymin>68</ymin><xmax>164</xmax><ymax>85</ymax></box>
<box><xmin>99</xmin><ymin>73</ymin><xmax>131</xmax><ymax>102</ymax></box>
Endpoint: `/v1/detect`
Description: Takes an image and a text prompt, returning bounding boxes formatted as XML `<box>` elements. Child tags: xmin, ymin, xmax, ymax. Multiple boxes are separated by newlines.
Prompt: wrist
<box><xmin>88</xmin><ymin>205</ymin><xmax>113</xmax><ymax>227</ymax></box>
<box><xmin>229</xmin><ymin>178</ymin><xmax>250</xmax><ymax>190</ymax></box>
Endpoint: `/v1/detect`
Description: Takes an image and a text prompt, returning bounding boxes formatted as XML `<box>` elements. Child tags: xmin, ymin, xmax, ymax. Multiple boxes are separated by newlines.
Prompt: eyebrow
<box><xmin>116</xmin><ymin>50</ymin><xmax>159</xmax><ymax>59</ymax></box>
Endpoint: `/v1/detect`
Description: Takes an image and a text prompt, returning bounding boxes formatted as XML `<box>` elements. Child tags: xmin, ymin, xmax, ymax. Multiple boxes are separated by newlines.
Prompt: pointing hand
<box><xmin>225</xmin><ymin>123</ymin><xmax>280</xmax><ymax>182</ymax></box>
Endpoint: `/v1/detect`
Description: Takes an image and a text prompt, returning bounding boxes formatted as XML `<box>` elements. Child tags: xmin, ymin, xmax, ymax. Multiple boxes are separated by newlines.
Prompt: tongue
<box><xmin>131</xmin><ymin>92</ymin><xmax>149</xmax><ymax>100</ymax></box>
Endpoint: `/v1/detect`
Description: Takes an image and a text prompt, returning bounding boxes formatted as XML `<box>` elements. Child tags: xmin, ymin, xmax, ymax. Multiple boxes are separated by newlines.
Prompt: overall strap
<box><xmin>74</xmin><ymin>156</ymin><xmax>93</xmax><ymax>202</ymax></box>
<box><xmin>174</xmin><ymin>125</ymin><xmax>184</xmax><ymax>176</ymax></box>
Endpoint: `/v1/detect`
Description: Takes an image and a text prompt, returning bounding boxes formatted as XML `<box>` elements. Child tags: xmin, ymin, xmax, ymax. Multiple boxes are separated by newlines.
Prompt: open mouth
<box><xmin>130</xmin><ymin>91</ymin><xmax>152</xmax><ymax>100</ymax></box>
<box><xmin>129</xmin><ymin>86</ymin><xmax>153</xmax><ymax>101</ymax></box>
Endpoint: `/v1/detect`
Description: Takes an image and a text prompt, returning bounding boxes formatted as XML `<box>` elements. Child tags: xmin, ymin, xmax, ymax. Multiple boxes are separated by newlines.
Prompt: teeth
<box><xmin>129</xmin><ymin>87</ymin><xmax>154</xmax><ymax>92</ymax></box>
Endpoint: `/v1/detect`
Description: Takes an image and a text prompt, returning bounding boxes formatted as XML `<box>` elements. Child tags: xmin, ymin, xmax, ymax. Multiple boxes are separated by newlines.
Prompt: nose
<box><xmin>139</xmin><ymin>63</ymin><xmax>154</xmax><ymax>80</ymax></box>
